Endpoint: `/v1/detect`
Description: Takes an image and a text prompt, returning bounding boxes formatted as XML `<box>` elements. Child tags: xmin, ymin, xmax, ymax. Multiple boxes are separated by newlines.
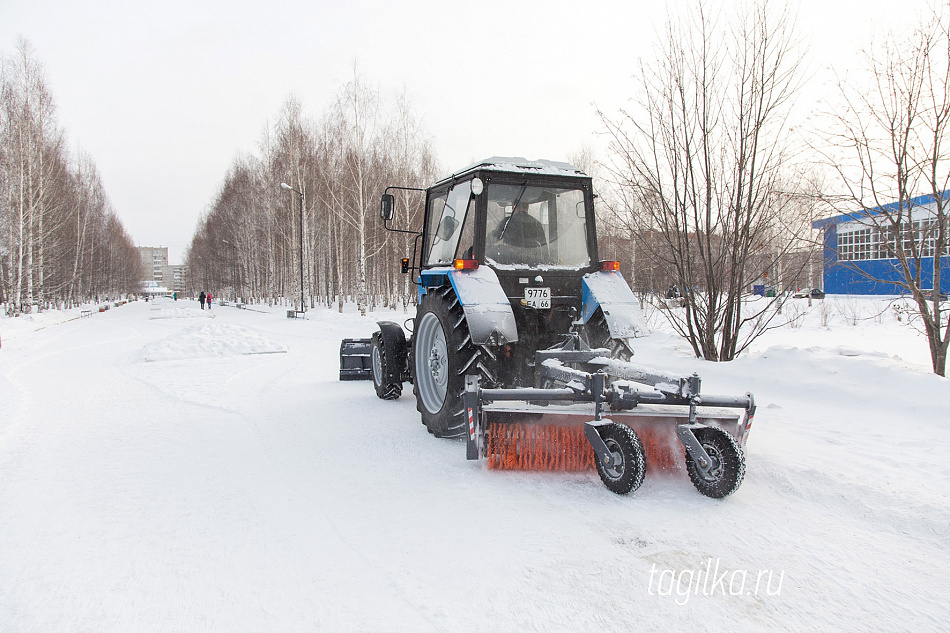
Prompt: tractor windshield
<box><xmin>485</xmin><ymin>184</ymin><xmax>591</xmax><ymax>269</ymax></box>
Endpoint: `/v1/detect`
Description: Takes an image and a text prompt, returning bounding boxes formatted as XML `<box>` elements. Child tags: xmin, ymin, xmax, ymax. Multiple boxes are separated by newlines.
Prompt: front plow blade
<box><xmin>339</xmin><ymin>338</ymin><xmax>373</xmax><ymax>381</ymax></box>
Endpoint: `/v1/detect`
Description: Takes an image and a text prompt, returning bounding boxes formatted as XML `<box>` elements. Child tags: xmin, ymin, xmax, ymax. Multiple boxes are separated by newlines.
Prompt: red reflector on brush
<box><xmin>454</xmin><ymin>259</ymin><xmax>479</xmax><ymax>270</ymax></box>
<box><xmin>602</xmin><ymin>260</ymin><xmax>620</xmax><ymax>271</ymax></box>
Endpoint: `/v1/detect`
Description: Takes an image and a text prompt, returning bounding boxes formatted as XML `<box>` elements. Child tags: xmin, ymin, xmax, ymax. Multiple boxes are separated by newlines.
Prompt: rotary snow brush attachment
<box><xmin>461</xmin><ymin>349</ymin><xmax>756</xmax><ymax>498</ymax></box>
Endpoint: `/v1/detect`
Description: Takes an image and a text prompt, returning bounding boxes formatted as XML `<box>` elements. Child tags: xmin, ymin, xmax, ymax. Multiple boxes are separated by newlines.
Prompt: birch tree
<box><xmin>184</xmin><ymin>78</ymin><xmax>436</xmax><ymax>312</ymax></box>
<box><xmin>0</xmin><ymin>40</ymin><xmax>140</xmax><ymax>312</ymax></box>
<box><xmin>599</xmin><ymin>1</ymin><xmax>812</xmax><ymax>361</ymax></box>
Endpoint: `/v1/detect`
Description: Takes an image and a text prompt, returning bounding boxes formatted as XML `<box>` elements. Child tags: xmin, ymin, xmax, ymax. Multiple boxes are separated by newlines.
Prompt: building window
<box><xmin>841</xmin><ymin>217</ymin><xmax>948</xmax><ymax>260</ymax></box>
<box><xmin>918</xmin><ymin>218</ymin><xmax>936</xmax><ymax>257</ymax></box>
<box><xmin>838</xmin><ymin>228</ymin><xmax>871</xmax><ymax>261</ymax></box>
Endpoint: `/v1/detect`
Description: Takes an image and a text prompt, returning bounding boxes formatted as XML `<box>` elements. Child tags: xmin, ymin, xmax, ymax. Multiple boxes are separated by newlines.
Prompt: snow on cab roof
<box><xmin>441</xmin><ymin>157</ymin><xmax>588</xmax><ymax>182</ymax></box>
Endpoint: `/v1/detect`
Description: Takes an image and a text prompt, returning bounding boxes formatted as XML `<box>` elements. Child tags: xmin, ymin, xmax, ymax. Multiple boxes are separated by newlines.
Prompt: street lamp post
<box><xmin>280</xmin><ymin>182</ymin><xmax>305</xmax><ymax>314</ymax></box>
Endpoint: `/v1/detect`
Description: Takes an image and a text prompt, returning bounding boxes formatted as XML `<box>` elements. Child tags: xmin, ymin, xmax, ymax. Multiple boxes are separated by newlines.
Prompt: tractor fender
<box><xmin>581</xmin><ymin>271</ymin><xmax>650</xmax><ymax>339</ymax></box>
<box><xmin>419</xmin><ymin>266</ymin><xmax>518</xmax><ymax>345</ymax></box>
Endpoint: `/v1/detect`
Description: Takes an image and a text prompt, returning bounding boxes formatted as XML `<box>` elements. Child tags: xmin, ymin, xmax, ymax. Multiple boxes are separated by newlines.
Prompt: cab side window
<box><xmin>425</xmin><ymin>181</ymin><xmax>473</xmax><ymax>266</ymax></box>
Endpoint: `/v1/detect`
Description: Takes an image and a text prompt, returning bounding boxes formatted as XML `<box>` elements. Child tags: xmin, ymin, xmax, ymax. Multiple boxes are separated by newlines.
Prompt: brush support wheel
<box><xmin>684</xmin><ymin>426</ymin><xmax>745</xmax><ymax>498</ymax></box>
<box><xmin>594</xmin><ymin>423</ymin><xmax>646</xmax><ymax>495</ymax></box>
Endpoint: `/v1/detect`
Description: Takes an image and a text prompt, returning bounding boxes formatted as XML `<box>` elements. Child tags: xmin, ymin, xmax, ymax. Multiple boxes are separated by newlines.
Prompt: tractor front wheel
<box><xmin>371</xmin><ymin>331</ymin><xmax>403</xmax><ymax>400</ymax></box>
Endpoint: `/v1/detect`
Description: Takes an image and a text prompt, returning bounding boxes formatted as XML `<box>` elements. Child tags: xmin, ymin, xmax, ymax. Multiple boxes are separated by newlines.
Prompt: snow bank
<box><xmin>132</xmin><ymin>322</ymin><xmax>287</xmax><ymax>362</ymax></box>
<box><xmin>0</xmin><ymin>302</ymin><xmax>110</xmax><ymax>342</ymax></box>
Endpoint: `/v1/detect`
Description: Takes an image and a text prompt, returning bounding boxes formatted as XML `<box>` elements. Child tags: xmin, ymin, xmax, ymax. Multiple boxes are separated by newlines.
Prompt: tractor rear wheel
<box><xmin>413</xmin><ymin>285</ymin><xmax>484</xmax><ymax>438</ymax></box>
<box><xmin>371</xmin><ymin>331</ymin><xmax>402</xmax><ymax>400</ymax></box>
<box><xmin>684</xmin><ymin>427</ymin><xmax>745</xmax><ymax>498</ymax></box>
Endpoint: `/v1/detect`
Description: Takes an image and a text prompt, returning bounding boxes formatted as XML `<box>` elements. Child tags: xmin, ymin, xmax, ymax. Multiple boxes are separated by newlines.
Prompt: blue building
<box><xmin>812</xmin><ymin>191</ymin><xmax>950</xmax><ymax>295</ymax></box>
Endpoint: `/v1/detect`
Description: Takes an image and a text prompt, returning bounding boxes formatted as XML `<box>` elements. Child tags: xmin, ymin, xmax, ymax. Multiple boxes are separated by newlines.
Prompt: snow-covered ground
<box><xmin>0</xmin><ymin>295</ymin><xmax>947</xmax><ymax>632</ymax></box>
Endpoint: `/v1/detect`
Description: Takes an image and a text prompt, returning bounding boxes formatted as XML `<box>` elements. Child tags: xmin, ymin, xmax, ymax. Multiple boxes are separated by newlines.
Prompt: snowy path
<box><xmin>1</xmin><ymin>299</ymin><xmax>947</xmax><ymax>631</ymax></box>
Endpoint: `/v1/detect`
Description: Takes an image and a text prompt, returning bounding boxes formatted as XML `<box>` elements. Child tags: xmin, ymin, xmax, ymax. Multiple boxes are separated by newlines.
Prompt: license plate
<box><xmin>525</xmin><ymin>287</ymin><xmax>551</xmax><ymax>309</ymax></box>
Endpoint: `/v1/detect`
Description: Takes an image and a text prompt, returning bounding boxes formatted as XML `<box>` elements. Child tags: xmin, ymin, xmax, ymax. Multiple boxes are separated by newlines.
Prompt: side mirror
<box><xmin>437</xmin><ymin>216</ymin><xmax>459</xmax><ymax>241</ymax></box>
<box><xmin>380</xmin><ymin>193</ymin><xmax>395</xmax><ymax>221</ymax></box>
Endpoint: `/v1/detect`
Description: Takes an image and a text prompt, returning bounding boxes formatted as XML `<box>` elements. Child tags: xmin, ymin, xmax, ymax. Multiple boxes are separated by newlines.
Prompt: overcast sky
<box><xmin>0</xmin><ymin>0</ymin><xmax>923</xmax><ymax>263</ymax></box>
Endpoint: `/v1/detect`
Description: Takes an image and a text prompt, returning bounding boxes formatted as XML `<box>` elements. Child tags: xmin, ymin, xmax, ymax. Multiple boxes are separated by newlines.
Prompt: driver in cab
<box><xmin>494</xmin><ymin>200</ymin><xmax>546</xmax><ymax>249</ymax></box>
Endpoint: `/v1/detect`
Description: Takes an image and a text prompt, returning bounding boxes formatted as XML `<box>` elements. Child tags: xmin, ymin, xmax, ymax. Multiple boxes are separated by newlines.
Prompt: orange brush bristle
<box><xmin>485</xmin><ymin>421</ymin><xmax>595</xmax><ymax>471</ymax></box>
<box><xmin>483</xmin><ymin>418</ymin><xmax>682</xmax><ymax>473</ymax></box>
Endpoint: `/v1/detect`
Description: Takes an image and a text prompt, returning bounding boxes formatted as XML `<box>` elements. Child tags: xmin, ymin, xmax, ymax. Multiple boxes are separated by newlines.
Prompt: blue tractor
<box><xmin>341</xmin><ymin>158</ymin><xmax>755</xmax><ymax>498</ymax></box>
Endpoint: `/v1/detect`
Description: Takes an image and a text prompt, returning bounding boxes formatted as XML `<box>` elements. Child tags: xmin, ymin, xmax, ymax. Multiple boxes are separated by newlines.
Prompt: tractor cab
<box><xmin>420</xmin><ymin>159</ymin><xmax>596</xmax><ymax>273</ymax></box>
<box><xmin>405</xmin><ymin>158</ymin><xmax>604</xmax><ymax>361</ymax></box>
